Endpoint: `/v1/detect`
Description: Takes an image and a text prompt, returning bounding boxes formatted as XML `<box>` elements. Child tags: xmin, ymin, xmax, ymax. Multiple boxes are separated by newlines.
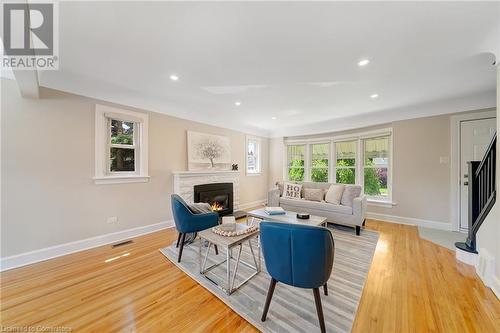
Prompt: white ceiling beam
<box><xmin>1</xmin><ymin>1</ymin><xmax>40</xmax><ymax>98</ymax></box>
<box><xmin>11</xmin><ymin>66</ymin><xmax>40</xmax><ymax>98</ymax></box>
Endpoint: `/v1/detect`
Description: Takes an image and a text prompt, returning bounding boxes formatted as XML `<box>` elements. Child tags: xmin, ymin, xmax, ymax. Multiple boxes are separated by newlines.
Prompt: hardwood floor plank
<box><xmin>1</xmin><ymin>220</ymin><xmax>499</xmax><ymax>332</ymax></box>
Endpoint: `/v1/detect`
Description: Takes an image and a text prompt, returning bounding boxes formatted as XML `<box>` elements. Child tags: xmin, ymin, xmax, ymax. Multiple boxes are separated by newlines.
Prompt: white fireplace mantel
<box><xmin>172</xmin><ymin>170</ymin><xmax>239</xmax><ymax>176</ymax></box>
<box><xmin>172</xmin><ymin>170</ymin><xmax>240</xmax><ymax>209</ymax></box>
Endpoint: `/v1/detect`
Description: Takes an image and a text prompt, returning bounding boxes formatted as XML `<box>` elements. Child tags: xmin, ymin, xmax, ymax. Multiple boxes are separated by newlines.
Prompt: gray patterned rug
<box><xmin>160</xmin><ymin>225</ymin><xmax>379</xmax><ymax>333</ymax></box>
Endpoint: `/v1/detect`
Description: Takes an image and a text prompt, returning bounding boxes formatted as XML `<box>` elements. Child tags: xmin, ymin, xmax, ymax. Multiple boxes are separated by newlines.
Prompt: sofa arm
<box><xmin>268</xmin><ymin>188</ymin><xmax>280</xmax><ymax>207</ymax></box>
<box><xmin>352</xmin><ymin>195</ymin><xmax>367</xmax><ymax>223</ymax></box>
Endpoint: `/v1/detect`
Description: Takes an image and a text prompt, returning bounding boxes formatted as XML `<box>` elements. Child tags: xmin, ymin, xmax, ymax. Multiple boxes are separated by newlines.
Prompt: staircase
<box><xmin>455</xmin><ymin>132</ymin><xmax>497</xmax><ymax>254</ymax></box>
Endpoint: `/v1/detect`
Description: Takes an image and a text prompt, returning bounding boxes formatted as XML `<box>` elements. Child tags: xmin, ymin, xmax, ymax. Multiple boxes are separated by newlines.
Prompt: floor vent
<box><xmin>112</xmin><ymin>240</ymin><xmax>133</xmax><ymax>248</ymax></box>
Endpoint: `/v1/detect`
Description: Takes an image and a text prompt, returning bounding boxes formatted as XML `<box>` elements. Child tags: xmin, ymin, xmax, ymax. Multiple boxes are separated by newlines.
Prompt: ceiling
<box><xmin>18</xmin><ymin>2</ymin><xmax>500</xmax><ymax>136</ymax></box>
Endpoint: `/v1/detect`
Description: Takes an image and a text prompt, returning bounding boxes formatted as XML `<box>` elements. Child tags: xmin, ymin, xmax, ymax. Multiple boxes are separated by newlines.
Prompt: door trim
<box><xmin>450</xmin><ymin>109</ymin><xmax>496</xmax><ymax>232</ymax></box>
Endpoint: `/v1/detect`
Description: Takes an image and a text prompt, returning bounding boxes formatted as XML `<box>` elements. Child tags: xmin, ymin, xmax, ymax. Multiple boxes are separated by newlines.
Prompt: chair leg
<box><xmin>214</xmin><ymin>244</ymin><xmax>219</xmax><ymax>255</ymax></box>
<box><xmin>356</xmin><ymin>225</ymin><xmax>361</xmax><ymax>236</ymax></box>
<box><xmin>177</xmin><ymin>233</ymin><xmax>186</xmax><ymax>263</ymax></box>
<box><xmin>323</xmin><ymin>283</ymin><xmax>328</xmax><ymax>296</ymax></box>
<box><xmin>362</xmin><ymin>218</ymin><xmax>366</xmax><ymax>227</ymax></box>
<box><xmin>313</xmin><ymin>288</ymin><xmax>326</xmax><ymax>333</ymax></box>
<box><xmin>261</xmin><ymin>278</ymin><xmax>278</xmax><ymax>322</ymax></box>
<box><xmin>176</xmin><ymin>233</ymin><xmax>182</xmax><ymax>248</ymax></box>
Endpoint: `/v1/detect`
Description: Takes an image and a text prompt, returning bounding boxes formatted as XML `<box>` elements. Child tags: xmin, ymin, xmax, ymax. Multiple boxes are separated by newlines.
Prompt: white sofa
<box><xmin>268</xmin><ymin>181</ymin><xmax>367</xmax><ymax>235</ymax></box>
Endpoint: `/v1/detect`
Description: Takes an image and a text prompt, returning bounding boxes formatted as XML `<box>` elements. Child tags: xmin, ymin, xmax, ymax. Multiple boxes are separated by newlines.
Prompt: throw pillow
<box><xmin>341</xmin><ymin>185</ymin><xmax>362</xmax><ymax>207</ymax></box>
<box><xmin>303</xmin><ymin>188</ymin><xmax>324</xmax><ymax>202</ymax></box>
<box><xmin>325</xmin><ymin>184</ymin><xmax>345</xmax><ymax>205</ymax></box>
<box><xmin>188</xmin><ymin>202</ymin><xmax>213</xmax><ymax>214</ymax></box>
<box><xmin>276</xmin><ymin>181</ymin><xmax>284</xmax><ymax>196</ymax></box>
<box><xmin>283</xmin><ymin>182</ymin><xmax>302</xmax><ymax>199</ymax></box>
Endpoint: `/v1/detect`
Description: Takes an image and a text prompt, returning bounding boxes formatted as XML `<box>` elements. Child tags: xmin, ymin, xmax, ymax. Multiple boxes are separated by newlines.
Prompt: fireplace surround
<box><xmin>194</xmin><ymin>183</ymin><xmax>234</xmax><ymax>216</ymax></box>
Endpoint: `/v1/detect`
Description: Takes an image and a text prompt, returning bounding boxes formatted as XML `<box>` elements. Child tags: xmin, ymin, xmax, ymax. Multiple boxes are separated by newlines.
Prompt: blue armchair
<box><xmin>171</xmin><ymin>194</ymin><xmax>219</xmax><ymax>262</ymax></box>
<box><xmin>260</xmin><ymin>222</ymin><xmax>334</xmax><ymax>333</ymax></box>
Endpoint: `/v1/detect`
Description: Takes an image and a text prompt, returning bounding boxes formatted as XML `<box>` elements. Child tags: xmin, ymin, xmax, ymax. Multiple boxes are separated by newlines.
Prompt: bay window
<box><xmin>285</xmin><ymin>129</ymin><xmax>392</xmax><ymax>203</ymax></box>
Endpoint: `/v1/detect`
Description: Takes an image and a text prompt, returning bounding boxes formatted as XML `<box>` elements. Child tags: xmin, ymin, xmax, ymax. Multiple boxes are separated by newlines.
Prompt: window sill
<box><xmin>246</xmin><ymin>172</ymin><xmax>262</xmax><ymax>177</ymax></box>
<box><xmin>93</xmin><ymin>175</ymin><xmax>150</xmax><ymax>185</ymax></box>
<box><xmin>367</xmin><ymin>199</ymin><xmax>397</xmax><ymax>208</ymax></box>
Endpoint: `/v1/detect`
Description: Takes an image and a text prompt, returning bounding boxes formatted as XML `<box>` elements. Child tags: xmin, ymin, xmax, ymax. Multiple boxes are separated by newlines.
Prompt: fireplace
<box><xmin>194</xmin><ymin>183</ymin><xmax>234</xmax><ymax>216</ymax></box>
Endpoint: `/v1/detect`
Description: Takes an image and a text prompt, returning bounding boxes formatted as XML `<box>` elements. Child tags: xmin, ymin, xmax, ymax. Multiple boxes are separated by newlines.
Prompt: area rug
<box><xmin>160</xmin><ymin>225</ymin><xmax>379</xmax><ymax>333</ymax></box>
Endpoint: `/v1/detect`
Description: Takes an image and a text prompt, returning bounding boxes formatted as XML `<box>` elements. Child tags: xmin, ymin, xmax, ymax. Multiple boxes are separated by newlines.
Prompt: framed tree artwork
<box><xmin>187</xmin><ymin>131</ymin><xmax>231</xmax><ymax>170</ymax></box>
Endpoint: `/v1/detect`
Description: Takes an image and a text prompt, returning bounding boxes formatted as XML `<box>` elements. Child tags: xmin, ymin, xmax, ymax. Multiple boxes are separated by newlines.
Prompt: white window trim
<box><xmin>94</xmin><ymin>104</ymin><xmax>149</xmax><ymax>184</ymax></box>
<box><xmin>246</xmin><ymin>136</ymin><xmax>262</xmax><ymax>176</ymax></box>
<box><xmin>368</xmin><ymin>199</ymin><xmax>397</xmax><ymax>208</ymax></box>
<box><xmin>284</xmin><ymin>128</ymin><xmax>395</xmax><ymax>205</ymax></box>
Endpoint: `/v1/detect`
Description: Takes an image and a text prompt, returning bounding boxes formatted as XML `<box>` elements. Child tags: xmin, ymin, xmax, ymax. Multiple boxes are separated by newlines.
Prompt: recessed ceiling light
<box><xmin>271</xmin><ymin>116</ymin><xmax>277</xmax><ymax>120</ymax></box>
<box><xmin>370</xmin><ymin>93</ymin><xmax>379</xmax><ymax>99</ymax></box>
<box><xmin>234</xmin><ymin>101</ymin><xmax>241</xmax><ymax>106</ymax></box>
<box><xmin>169</xmin><ymin>74</ymin><xmax>179</xmax><ymax>81</ymax></box>
<box><xmin>358</xmin><ymin>59</ymin><xmax>370</xmax><ymax>67</ymax></box>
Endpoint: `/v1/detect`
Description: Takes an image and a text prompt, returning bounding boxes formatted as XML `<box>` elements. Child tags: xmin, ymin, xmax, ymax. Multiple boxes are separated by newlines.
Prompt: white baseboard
<box><xmin>366</xmin><ymin>212</ymin><xmax>452</xmax><ymax>231</ymax></box>
<box><xmin>0</xmin><ymin>220</ymin><xmax>174</xmax><ymax>272</ymax></box>
<box><xmin>475</xmin><ymin>248</ymin><xmax>500</xmax><ymax>300</ymax></box>
<box><xmin>456</xmin><ymin>247</ymin><xmax>478</xmax><ymax>266</ymax></box>
<box><xmin>238</xmin><ymin>199</ymin><xmax>267</xmax><ymax>210</ymax></box>
<box><xmin>492</xmin><ymin>276</ymin><xmax>500</xmax><ymax>300</ymax></box>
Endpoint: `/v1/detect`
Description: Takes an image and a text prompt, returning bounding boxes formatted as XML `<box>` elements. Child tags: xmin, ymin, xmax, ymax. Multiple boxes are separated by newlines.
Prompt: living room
<box><xmin>1</xmin><ymin>1</ymin><xmax>499</xmax><ymax>332</ymax></box>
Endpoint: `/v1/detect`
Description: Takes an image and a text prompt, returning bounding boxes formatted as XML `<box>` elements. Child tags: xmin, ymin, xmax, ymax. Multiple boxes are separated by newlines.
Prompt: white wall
<box><xmin>1</xmin><ymin>79</ymin><xmax>269</xmax><ymax>258</ymax></box>
<box><xmin>476</xmin><ymin>64</ymin><xmax>500</xmax><ymax>298</ymax></box>
<box><xmin>268</xmin><ymin>137</ymin><xmax>284</xmax><ymax>189</ymax></box>
<box><xmin>369</xmin><ymin>116</ymin><xmax>451</xmax><ymax>226</ymax></box>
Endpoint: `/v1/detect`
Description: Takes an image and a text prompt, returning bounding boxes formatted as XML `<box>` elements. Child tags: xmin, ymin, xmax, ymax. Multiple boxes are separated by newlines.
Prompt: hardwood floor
<box><xmin>1</xmin><ymin>220</ymin><xmax>499</xmax><ymax>332</ymax></box>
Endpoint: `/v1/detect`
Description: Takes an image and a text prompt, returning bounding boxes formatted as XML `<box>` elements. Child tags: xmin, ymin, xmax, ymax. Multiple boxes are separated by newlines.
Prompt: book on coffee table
<box><xmin>264</xmin><ymin>206</ymin><xmax>286</xmax><ymax>215</ymax></box>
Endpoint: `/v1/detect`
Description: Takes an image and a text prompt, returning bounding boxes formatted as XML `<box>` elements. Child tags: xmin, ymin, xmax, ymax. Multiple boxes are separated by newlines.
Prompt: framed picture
<box><xmin>187</xmin><ymin>131</ymin><xmax>231</xmax><ymax>170</ymax></box>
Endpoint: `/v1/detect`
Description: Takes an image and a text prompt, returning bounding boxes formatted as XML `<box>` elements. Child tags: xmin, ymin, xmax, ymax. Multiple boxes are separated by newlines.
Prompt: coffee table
<box><xmin>198</xmin><ymin>227</ymin><xmax>261</xmax><ymax>295</ymax></box>
<box><xmin>247</xmin><ymin>208</ymin><xmax>328</xmax><ymax>227</ymax></box>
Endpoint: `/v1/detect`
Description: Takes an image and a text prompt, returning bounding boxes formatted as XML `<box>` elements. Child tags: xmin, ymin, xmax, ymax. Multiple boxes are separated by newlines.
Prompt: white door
<box><xmin>460</xmin><ymin>118</ymin><xmax>496</xmax><ymax>230</ymax></box>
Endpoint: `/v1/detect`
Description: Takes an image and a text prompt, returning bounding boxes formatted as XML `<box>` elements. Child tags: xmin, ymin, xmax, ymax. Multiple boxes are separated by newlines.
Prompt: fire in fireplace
<box><xmin>193</xmin><ymin>183</ymin><xmax>234</xmax><ymax>216</ymax></box>
<box><xmin>210</xmin><ymin>201</ymin><xmax>225</xmax><ymax>212</ymax></box>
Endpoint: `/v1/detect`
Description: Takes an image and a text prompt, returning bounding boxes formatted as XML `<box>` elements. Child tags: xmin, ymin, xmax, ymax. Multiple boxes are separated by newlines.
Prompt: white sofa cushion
<box><xmin>303</xmin><ymin>188</ymin><xmax>324</xmax><ymax>202</ymax></box>
<box><xmin>341</xmin><ymin>185</ymin><xmax>362</xmax><ymax>207</ymax></box>
<box><xmin>325</xmin><ymin>184</ymin><xmax>345</xmax><ymax>205</ymax></box>
<box><xmin>280</xmin><ymin>197</ymin><xmax>353</xmax><ymax>215</ymax></box>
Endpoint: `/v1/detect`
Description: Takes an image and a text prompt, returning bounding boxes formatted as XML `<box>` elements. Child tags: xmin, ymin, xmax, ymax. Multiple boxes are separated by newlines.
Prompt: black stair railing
<box><xmin>456</xmin><ymin>132</ymin><xmax>497</xmax><ymax>253</ymax></box>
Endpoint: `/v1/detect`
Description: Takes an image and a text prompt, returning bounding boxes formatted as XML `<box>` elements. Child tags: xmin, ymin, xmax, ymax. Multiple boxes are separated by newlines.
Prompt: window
<box><xmin>335</xmin><ymin>140</ymin><xmax>356</xmax><ymax>184</ymax></box>
<box><xmin>287</xmin><ymin>145</ymin><xmax>306</xmax><ymax>181</ymax></box>
<box><xmin>284</xmin><ymin>129</ymin><xmax>392</xmax><ymax>203</ymax></box>
<box><xmin>363</xmin><ymin>136</ymin><xmax>390</xmax><ymax>200</ymax></box>
<box><xmin>94</xmin><ymin>105</ymin><xmax>149</xmax><ymax>184</ymax></box>
<box><xmin>109</xmin><ymin>119</ymin><xmax>136</xmax><ymax>172</ymax></box>
<box><xmin>246</xmin><ymin>136</ymin><xmax>261</xmax><ymax>175</ymax></box>
<box><xmin>310</xmin><ymin>143</ymin><xmax>329</xmax><ymax>182</ymax></box>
